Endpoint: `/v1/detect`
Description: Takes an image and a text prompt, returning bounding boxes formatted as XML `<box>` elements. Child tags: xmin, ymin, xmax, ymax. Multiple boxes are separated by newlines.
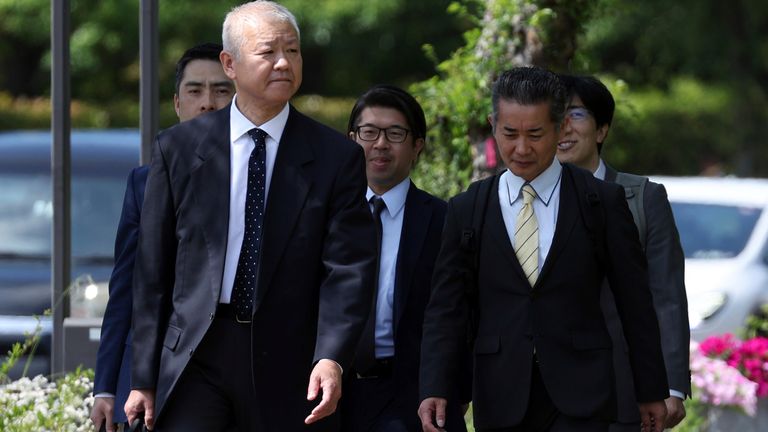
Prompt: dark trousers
<box><xmin>608</xmin><ymin>422</ymin><xmax>640</xmax><ymax>432</ymax></box>
<box><xmin>155</xmin><ymin>314</ymin><xmax>256</xmax><ymax>431</ymax></box>
<box><xmin>479</xmin><ymin>362</ymin><xmax>609</xmax><ymax>432</ymax></box>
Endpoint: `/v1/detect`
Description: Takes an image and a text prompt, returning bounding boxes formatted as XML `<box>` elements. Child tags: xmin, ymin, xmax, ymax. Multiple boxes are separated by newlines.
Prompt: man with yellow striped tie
<box><xmin>418</xmin><ymin>66</ymin><xmax>670</xmax><ymax>432</ymax></box>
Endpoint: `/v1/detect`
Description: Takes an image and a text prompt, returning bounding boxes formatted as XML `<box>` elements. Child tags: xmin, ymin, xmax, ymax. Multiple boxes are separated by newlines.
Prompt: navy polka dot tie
<box><xmin>232</xmin><ymin>128</ymin><xmax>268</xmax><ymax>322</ymax></box>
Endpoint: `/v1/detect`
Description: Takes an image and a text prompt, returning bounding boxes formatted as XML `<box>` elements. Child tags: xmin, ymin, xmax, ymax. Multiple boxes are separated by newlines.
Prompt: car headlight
<box><xmin>69</xmin><ymin>274</ymin><xmax>109</xmax><ymax>319</ymax></box>
<box><xmin>688</xmin><ymin>291</ymin><xmax>727</xmax><ymax>329</ymax></box>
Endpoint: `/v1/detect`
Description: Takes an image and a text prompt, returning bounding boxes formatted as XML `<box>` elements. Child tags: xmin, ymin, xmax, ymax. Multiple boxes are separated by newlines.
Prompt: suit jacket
<box><xmin>341</xmin><ymin>182</ymin><xmax>467</xmax><ymax>432</ymax></box>
<box><xmin>131</xmin><ymin>105</ymin><xmax>377</xmax><ymax>431</ymax></box>
<box><xmin>602</xmin><ymin>164</ymin><xmax>691</xmax><ymax>423</ymax></box>
<box><xmin>93</xmin><ymin>165</ymin><xmax>148</xmax><ymax>424</ymax></box>
<box><xmin>420</xmin><ymin>164</ymin><xmax>669</xmax><ymax>430</ymax></box>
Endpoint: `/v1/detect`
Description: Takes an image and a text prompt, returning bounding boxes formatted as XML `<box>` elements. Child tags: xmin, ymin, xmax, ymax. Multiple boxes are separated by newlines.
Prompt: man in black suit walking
<box><xmin>340</xmin><ymin>85</ymin><xmax>468</xmax><ymax>432</ymax></box>
<box><xmin>90</xmin><ymin>42</ymin><xmax>234</xmax><ymax>432</ymax></box>
<box><xmin>124</xmin><ymin>2</ymin><xmax>377</xmax><ymax>431</ymax></box>
<box><xmin>556</xmin><ymin>74</ymin><xmax>690</xmax><ymax>430</ymax></box>
<box><xmin>418</xmin><ymin>67</ymin><xmax>669</xmax><ymax>432</ymax></box>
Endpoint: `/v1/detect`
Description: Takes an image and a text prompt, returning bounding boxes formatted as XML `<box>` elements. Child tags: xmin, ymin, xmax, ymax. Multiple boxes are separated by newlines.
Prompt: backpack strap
<box><xmin>614</xmin><ymin>172</ymin><xmax>648</xmax><ymax>251</ymax></box>
<box><xmin>459</xmin><ymin>175</ymin><xmax>496</xmax><ymax>345</ymax></box>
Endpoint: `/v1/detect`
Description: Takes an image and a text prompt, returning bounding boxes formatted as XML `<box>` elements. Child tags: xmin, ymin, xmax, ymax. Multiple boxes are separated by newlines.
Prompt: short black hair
<box><xmin>347</xmin><ymin>84</ymin><xmax>427</xmax><ymax>142</ymax></box>
<box><xmin>491</xmin><ymin>66</ymin><xmax>567</xmax><ymax>129</ymax></box>
<box><xmin>174</xmin><ymin>42</ymin><xmax>224</xmax><ymax>94</ymax></box>
<box><xmin>559</xmin><ymin>74</ymin><xmax>615</xmax><ymax>129</ymax></box>
<box><xmin>559</xmin><ymin>74</ymin><xmax>615</xmax><ymax>153</ymax></box>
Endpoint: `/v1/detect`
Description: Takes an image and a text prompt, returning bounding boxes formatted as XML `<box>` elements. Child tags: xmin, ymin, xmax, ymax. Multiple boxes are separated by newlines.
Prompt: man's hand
<box><xmin>664</xmin><ymin>396</ymin><xmax>686</xmax><ymax>428</ymax></box>
<box><xmin>124</xmin><ymin>389</ymin><xmax>156</xmax><ymax>431</ymax></box>
<box><xmin>418</xmin><ymin>397</ymin><xmax>448</xmax><ymax>432</ymax></box>
<box><xmin>638</xmin><ymin>400</ymin><xmax>667</xmax><ymax>432</ymax></box>
<box><xmin>90</xmin><ymin>396</ymin><xmax>115</xmax><ymax>431</ymax></box>
<box><xmin>304</xmin><ymin>359</ymin><xmax>342</xmax><ymax>424</ymax></box>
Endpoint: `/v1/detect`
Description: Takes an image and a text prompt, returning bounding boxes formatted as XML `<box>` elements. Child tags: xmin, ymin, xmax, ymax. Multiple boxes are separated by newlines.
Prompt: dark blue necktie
<box><xmin>231</xmin><ymin>128</ymin><xmax>268</xmax><ymax>322</ymax></box>
<box><xmin>356</xmin><ymin>196</ymin><xmax>387</xmax><ymax>373</ymax></box>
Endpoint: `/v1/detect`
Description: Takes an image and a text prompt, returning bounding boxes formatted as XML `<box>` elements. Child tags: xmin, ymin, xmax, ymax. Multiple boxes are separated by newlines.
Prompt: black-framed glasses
<box><xmin>355</xmin><ymin>125</ymin><xmax>410</xmax><ymax>143</ymax></box>
<box><xmin>566</xmin><ymin>107</ymin><xmax>593</xmax><ymax>122</ymax></box>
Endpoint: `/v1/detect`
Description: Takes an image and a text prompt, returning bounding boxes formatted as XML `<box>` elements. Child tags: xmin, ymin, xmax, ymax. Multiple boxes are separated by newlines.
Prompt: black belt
<box><xmin>355</xmin><ymin>357</ymin><xmax>394</xmax><ymax>379</ymax></box>
<box><xmin>216</xmin><ymin>303</ymin><xmax>251</xmax><ymax>324</ymax></box>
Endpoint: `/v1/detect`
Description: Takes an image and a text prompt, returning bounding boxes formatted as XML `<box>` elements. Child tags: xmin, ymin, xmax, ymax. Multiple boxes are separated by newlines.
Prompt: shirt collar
<box><xmin>229</xmin><ymin>94</ymin><xmax>290</xmax><ymax>145</ymax></box>
<box><xmin>366</xmin><ymin>177</ymin><xmax>410</xmax><ymax>218</ymax></box>
<box><xmin>505</xmin><ymin>159</ymin><xmax>562</xmax><ymax>206</ymax></box>
<box><xmin>594</xmin><ymin>158</ymin><xmax>607</xmax><ymax>180</ymax></box>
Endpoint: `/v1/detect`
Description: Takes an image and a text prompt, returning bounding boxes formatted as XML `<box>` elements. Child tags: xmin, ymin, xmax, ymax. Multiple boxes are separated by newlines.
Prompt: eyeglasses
<box><xmin>355</xmin><ymin>125</ymin><xmax>410</xmax><ymax>143</ymax></box>
<box><xmin>566</xmin><ymin>107</ymin><xmax>593</xmax><ymax>122</ymax></box>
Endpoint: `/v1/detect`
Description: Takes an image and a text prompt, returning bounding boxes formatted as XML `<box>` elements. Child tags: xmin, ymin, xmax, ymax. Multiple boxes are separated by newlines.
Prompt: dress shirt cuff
<box><xmin>94</xmin><ymin>392</ymin><xmax>115</xmax><ymax>398</ymax></box>
<box><xmin>320</xmin><ymin>358</ymin><xmax>343</xmax><ymax>375</ymax></box>
<box><xmin>669</xmin><ymin>389</ymin><xmax>686</xmax><ymax>400</ymax></box>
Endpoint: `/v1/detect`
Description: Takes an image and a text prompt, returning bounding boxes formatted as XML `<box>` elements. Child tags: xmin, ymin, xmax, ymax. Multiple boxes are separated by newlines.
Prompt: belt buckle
<box><xmin>355</xmin><ymin>372</ymin><xmax>379</xmax><ymax>379</ymax></box>
<box><xmin>236</xmin><ymin>316</ymin><xmax>252</xmax><ymax>324</ymax></box>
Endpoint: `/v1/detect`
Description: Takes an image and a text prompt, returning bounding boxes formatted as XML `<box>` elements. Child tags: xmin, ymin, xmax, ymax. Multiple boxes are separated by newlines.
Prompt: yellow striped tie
<box><xmin>515</xmin><ymin>184</ymin><xmax>539</xmax><ymax>286</ymax></box>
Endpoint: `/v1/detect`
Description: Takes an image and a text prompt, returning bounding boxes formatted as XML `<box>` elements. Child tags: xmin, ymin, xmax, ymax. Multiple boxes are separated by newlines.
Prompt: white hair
<box><xmin>222</xmin><ymin>1</ymin><xmax>301</xmax><ymax>59</ymax></box>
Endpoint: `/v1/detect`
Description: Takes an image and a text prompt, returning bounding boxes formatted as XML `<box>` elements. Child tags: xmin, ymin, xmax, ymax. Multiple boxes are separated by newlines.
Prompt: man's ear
<box><xmin>487</xmin><ymin>114</ymin><xmax>494</xmax><ymax>131</ymax></box>
<box><xmin>414</xmin><ymin>137</ymin><xmax>425</xmax><ymax>159</ymax></box>
<box><xmin>348</xmin><ymin>131</ymin><xmax>356</xmax><ymax>140</ymax></box>
<box><xmin>220</xmin><ymin>51</ymin><xmax>236</xmax><ymax>80</ymax></box>
<box><xmin>597</xmin><ymin>123</ymin><xmax>610</xmax><ymax>145</ymax></box>
<box><xmin>174</xmin><ymin>94</ymin><xmax>181</xmax><ymax>119</ymax></box>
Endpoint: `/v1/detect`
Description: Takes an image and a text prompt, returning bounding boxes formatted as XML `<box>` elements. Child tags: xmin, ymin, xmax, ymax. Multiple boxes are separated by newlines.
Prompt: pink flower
<box><xmin>700</xmin><ymin>335</ymin><xmax>768</xmax><ymax>400</ymax></box>
<box><xmin>691</xmin><ymin>341</ymin><xmax>758</xmax><ymax>416</ymax></box>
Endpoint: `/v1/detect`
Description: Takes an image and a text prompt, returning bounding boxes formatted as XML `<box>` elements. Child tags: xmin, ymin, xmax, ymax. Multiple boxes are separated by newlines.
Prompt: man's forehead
<box><xmin>181</xmin><ymin>59</ymin><xmax>229</xmax><ymax>83</ymax></box>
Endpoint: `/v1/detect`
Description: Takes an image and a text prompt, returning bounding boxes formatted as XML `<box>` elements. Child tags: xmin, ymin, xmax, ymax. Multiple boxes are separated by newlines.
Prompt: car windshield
<box><xmin>0</xmin><ymin>173</ymin><xmax>125</xmax><ymax>259</ymax></box>
<box><xmin>670</xmin><ymin>202</ymin><xmax>762</xmax><ymax>259</ymax></box>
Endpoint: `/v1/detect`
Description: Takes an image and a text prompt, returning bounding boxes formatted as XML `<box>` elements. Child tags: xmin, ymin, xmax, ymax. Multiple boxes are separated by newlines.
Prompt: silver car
<box><xmin>652</xmin><ymin>176</ymin><xmax>768</xmax><ymax>341</ymax></box>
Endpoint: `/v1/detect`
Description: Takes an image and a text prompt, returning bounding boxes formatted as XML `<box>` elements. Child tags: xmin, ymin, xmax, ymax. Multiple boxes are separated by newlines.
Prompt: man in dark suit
<box><xmin>124</xmin><ymin>2</ymin><xmax>376</xmax><ymax>431</ymax></box>
<box><xmin>339</xmin><ymin>85</ymin><xmax>468</xmax><ymax>432</ymax></box>
<box><xmin>90</xmin><ymin>42</ymin><xmax>234</xmax><ymax>432</ymax></box>
<box><xmin>556</xmin><ymin>74</ymin><xmax>690</xmax><ymax>430</ymax></box>
<box><xmin>418</xmin><ymin>67</ymin><xmax>669</xmax><ymax>432</ymax></box>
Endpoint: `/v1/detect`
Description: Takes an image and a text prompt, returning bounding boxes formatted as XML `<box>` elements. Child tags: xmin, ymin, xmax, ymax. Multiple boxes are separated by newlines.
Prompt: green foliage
<box><xmin>604</xmin><ymin>76</ymin><xmax>740</xmax><ymax>176</ymax></box>
<box><xmin>675</xmin><ymin>398</ymin><xmax>709</xmax><ymax>432</ymax></box>
<box><xmin>742</xmin><ymin>304</ymin><xmax>768</xmax><ymax>340</ymax></box>
<box><xmin>0</xmin><ymin>315</ymin><xmax>45</xmax><ymax>384</ymax></box>
<box><xmin>292</xmin><ymin>95</ymin><xmax>356</xmax><ymax>133</ymax></box>
<box><xmin>577</xmin><ymin>0</ymin><xmax>768</xmax><ymax>177</ymax></box>
<box><xmin>410</xmin><ymin>0</ymin><xmax>595</xmax><ymax>199</ymax></box>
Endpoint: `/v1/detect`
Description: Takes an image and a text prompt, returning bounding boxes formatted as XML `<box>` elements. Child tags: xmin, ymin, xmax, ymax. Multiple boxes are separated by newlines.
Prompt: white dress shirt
<box><xmin>219</xmin><ymin>98</ymin><xmax>290</xmax><ymax>304</ymax></box>
<box><xmin>366</xmin><ymin>177</ymin><xmax>410</xmax><ymax>358</ymax></box>
<box><xmin>499</xmin><ymin>160</ymin><xmax>562</xmax><ymax>272</ymax></box>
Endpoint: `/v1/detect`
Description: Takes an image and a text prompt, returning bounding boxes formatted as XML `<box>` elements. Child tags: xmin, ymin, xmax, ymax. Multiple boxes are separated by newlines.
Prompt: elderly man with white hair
<box><xmin>124</xmin><ymin>2</ymin><xmax>377</xmax><ymax>430</ymax></box>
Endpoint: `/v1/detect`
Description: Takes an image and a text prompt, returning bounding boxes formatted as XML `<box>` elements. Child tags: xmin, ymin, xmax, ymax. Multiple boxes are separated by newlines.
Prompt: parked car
<box><xmin>651</xmin><ymin>176</ymin><xmax>768</xmax><ymax>341</ymax></box>
<box><xmin>0</xmin><ymin>129</ymin><xmax>139</xmax><ymax>379</ymax></box>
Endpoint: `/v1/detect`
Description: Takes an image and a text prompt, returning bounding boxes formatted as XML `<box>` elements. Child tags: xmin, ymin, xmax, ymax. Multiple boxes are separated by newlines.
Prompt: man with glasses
<box><xmin>341</xmin><ymin>84</ymin><xmax>468</xmax><ymax>432</ymax></box>
<box><xmin>556</xmin><ymin>74</ymin><xmax>690</xmax><ymax>431</ymax></box>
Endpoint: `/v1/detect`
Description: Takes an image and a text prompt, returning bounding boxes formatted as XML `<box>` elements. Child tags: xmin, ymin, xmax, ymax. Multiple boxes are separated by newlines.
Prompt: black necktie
<box><xmin>231</xmin><ymin>128</ymin><xmax>268</xmax><ymax>322</ymax></box>
<box><xmin>356</xmin><ymin>196</ymin><xmax>387</xmax><ymax>373</ymax></box>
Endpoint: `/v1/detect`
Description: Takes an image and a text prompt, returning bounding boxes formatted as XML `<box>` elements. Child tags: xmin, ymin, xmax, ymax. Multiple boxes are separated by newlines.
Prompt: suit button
<box><xmin>209</xmin><ymin>312</ymin><xmax>214</xmax><ymax>320</ymax></box>
<box><xmin>529</xmin><ymin>290</ymin><xmax>537</xmax><ymax>299</ymax></box>
<box><xmin>189</xmin><ymin>348</ymin><xmax>194</xmax><ymax>356</ymax></box>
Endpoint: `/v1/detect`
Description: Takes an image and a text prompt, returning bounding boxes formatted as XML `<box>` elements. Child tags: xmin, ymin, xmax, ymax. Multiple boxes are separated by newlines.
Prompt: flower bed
<box><xmin>0</xmin><ymin>369</ymin><xmax>94</xmax><ymax>431</ymax></box>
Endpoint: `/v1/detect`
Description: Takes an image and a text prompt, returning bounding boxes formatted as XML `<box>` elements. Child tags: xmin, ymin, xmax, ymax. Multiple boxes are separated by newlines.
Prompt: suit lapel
<box><xmin>255</xmin><ymin>107</ymin><xmax>314</xmax><ymax>310</ymax></box>
<box><xmin>189</xmin><ymin>108</ymin><xmax>232</xmax><ymax>304</ymax></box>
<box><xmin>393</xmin><ymin>183</ymin><xmax>430</xmax><ymax>334</ymax></box>
<box><xmin>486</xmin><ymin>176</ymin><xmax>530</xmax><ymax>287</ymax></box>
<box><xmin>538</xmin><ymin>167</ymin><xmax>578</xmax><ymax>285</ymax></box>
